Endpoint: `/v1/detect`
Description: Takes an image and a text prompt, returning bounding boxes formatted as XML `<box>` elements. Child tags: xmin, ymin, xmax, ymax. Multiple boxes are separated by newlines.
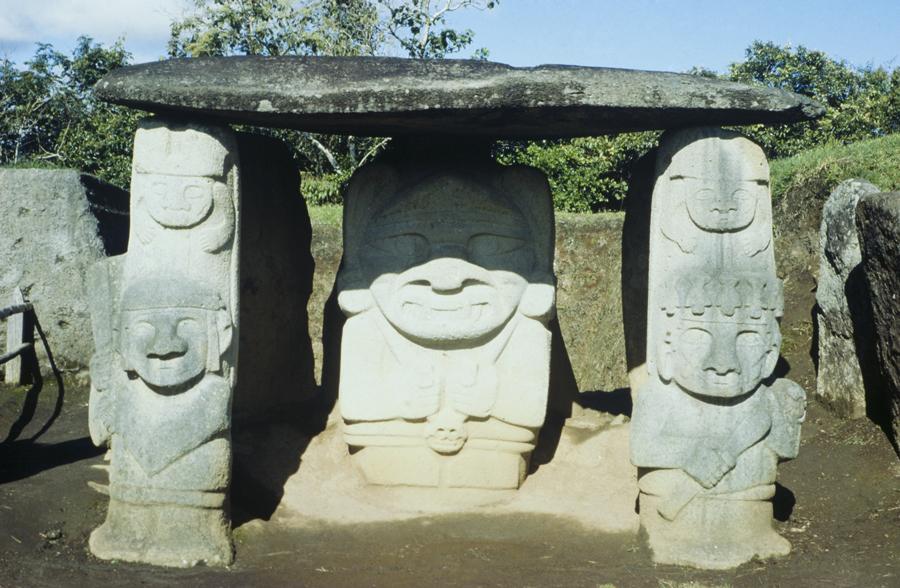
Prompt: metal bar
<box><xmin>0</xmin><ymin>303</ymin><xmax>33</xmax><ymax>321</ymax></box>
<box><xmin>0</xmin><ymin>342</ymin><xmax>32</xmax><ymax>365</ymax></box>
<box><xmin>3</xmin><ymin>288</ymin><xmax>32</xmax><ymax>384</ymax></box>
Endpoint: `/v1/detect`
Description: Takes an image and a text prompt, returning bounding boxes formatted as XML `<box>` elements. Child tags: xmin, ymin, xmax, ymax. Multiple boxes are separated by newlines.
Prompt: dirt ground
<box><xmin>0</xmin><ymin>368</ymin><xmax>897</xmax><ymax>587</ymax></box>
<box><xmin>1</xmin><ymin>211</ymin><xmax>898</xmax><ymax>587</ymax></box>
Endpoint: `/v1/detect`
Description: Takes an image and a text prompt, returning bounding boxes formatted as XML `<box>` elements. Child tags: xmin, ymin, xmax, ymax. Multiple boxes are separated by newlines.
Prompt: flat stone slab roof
<box><xmin>96</xmin><ymin>56</ymin><xmax>824</xmax><ymax>138</ymax></box>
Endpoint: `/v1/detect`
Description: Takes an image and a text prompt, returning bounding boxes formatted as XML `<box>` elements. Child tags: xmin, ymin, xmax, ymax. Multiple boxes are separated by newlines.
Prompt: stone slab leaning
<box><xmin>855</xmin><ymin>191</ymin><xmax>900</xmax><ymax>451</ymax></box>
<box><xmin>815</xmin><ymin>179</ymin><xmax>881</xmax><ymax>418</ymax></box>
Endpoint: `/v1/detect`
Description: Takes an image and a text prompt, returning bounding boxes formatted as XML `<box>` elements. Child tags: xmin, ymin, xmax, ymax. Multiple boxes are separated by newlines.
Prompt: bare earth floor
<box><xmin>0</xmin><ymin>371</ymin><xmax>897</xmax><ymax>588</ymax></box>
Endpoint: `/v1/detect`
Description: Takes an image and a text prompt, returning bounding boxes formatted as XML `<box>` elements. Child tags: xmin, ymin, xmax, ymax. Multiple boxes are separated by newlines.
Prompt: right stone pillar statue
<box><xmin>630</xmin><ymin>127</ymin><xmax>807</xmax><ymax>569</ymax></box>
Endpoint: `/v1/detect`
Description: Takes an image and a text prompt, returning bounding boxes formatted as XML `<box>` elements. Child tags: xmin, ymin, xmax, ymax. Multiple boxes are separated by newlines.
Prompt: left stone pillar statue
<box><xmin>87</xmin><ymin>118</ymin><xmax>240</xmax><ymax>567</ymax></box>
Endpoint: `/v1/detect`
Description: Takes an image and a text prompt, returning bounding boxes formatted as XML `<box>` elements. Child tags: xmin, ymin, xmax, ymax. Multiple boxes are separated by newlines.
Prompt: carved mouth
<box><xmin>401</xmin><ymin>300</ymin><xmax>488</xmax><ymax>323</ymax></box>
<box><xmin>426</xmin><ymin>433</ymin><xmax>467</xmax><ymax>454</ymax></box>
<box><xmin>706</xmin><ymin>373</ymin><xmax>739</xmax><ymax>388</ymax></box>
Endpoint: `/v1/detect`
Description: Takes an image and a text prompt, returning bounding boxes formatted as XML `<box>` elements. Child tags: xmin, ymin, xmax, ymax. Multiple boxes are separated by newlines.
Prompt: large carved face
<box><xmin>677</xmin><ymin>176</ymin><xmax>765</xmax><ymax>233</ymax></box>
<box><xmin>665</xmin><ymin>309</ymin><xmax>777</xmax><ymax>398</ymax></box>
<box><xmin>121</xmin><ymin>307</ymin><xmax>210</xmax><ymax>390</ymax></box>
<box><xmin>132</xmin><ymin>173</ymin><xmax>221</xmax><ymax>228</ymax></box>
<box><xmin>362</xmin><ymin>177</ymin><xmax>534</xmax><ymax>346</ymax></box>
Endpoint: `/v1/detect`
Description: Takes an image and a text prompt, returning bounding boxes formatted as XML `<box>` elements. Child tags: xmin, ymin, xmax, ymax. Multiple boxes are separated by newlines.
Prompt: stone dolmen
<box><xmin>89</xmin><ymin>56</ymin><xmax>822</xmax><ymax>568</ymax></box>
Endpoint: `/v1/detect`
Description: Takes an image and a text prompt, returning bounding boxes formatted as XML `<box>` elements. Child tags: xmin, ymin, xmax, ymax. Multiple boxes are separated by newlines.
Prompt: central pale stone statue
<box><xmin>337</xmin><ymin>152</ymin><xmax>556</xmax><ymax>489</ymax></box>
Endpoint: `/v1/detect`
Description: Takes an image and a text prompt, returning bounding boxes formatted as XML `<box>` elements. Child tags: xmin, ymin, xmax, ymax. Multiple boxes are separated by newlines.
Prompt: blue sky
<box><xmin>1</xmin><ymin>0</ymin><xmax>898</xmax><ymax>73</ymax></box>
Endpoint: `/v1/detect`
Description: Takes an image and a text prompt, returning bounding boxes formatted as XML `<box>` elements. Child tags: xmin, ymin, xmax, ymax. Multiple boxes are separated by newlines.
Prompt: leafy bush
<box><xmin>495</xmin><ymin>133</ymin><xmax>660</xmax><ymax>212</ymax></box>
<box><xmin>300</xmin><ymin>171</ymin><xmax>348</xmax><ymax>205</ymax></box>
<box><xmin>730</xmin><ymin>41</ymin><xmax>900</xmax><ymax>159</ymax></box>
<box><xmin>0</xmin><ymin>37</ymin><xmax>140</xmax><ymax>188</ymax></box>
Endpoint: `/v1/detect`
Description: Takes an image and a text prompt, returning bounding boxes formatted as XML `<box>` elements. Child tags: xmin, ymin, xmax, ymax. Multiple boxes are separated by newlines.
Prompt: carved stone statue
<box><xmin>337</xmin><ymin>155</ymin><xmax>556</xmax><ymax>489</ymax></box>
<box><xmin>631</xmin><ymin>127</ymin><xmax>806</xmax><ymax>569</ymax></box>
<box><xmin>88</xmin><ymin>119</ymin><xmax>240</xmax><ymax>567</ymax></box>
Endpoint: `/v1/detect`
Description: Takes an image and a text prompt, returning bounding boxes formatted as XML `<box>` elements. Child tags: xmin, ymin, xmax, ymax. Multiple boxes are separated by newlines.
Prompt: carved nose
<box><xmin>420</xmin><ymin>257</ymin><xmax>473</xmax><ymax>293</ymax></box>
<box><xmin>147</xmin><ymin>324</ymin><xmax>188</xmax><ymax>359</ymax></box>
<box><xmin>704</xmin><ymin>343</ymin><xmax>740</xmax><ymax>375</ymax></box>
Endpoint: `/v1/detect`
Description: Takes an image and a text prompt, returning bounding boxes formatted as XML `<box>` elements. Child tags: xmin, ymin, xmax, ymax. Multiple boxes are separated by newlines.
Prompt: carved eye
<box><xmin>679</xmin><ymin>328</ymin><xmax>712</xmax><ymax>351</ymax></box>
<box><xmin>183</xmin><ymin>183</ymin><xmax>208</xmax><ymax>200</ymax></box>
<box><xmin>177</xmin><ymin>317</ymin><xmax>203</xmax><ymax>338</ymax></box>
<box><xmin>695</xmin><ymin>188</ymin><xmax>716</xmax><ymax>202</ymax></box>
<box><xmin>467</xmin><ymin>234</ymin><xmax>526</xmax><ymax>262</ymax></box>
<box><xmin>130</xmin><ymin>321</ymin><xmax>156</xmax><ymax>340</ymax></box>
<box><xmin>369</xmin><ymin>233</ymin><xmax>430</xmax><ymax>263</ymax></box>
<box><xmin>736</xmin><ymin>331</ymin><xmax>765</xmax><ymax>350</ymax></box>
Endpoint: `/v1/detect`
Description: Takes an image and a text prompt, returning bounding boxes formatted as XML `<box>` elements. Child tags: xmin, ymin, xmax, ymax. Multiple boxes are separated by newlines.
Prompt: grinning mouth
<box><xmin>401</xmin><ymin>300</ymin><xmax>488</xmax><ymax>323</ymax></box>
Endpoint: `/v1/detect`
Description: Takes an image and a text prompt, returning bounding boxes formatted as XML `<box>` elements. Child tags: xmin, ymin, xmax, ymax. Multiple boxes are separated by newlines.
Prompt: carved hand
<box><xmin>447</xmin><ymin>363</ymin><xmax>497</xmax><ymax>418</ymax></box>
<box><xmin>684</xmin><ymin>444</ymin><xmax>734</xmax><ymax>489</ymax></box>
<box><xmin>774</xmin><ymin>380</ymin><xmax>807</xmax><ymax>423</ymax></box>
<box><xmin>399</xmin><ymin>373</ymin><xmax>441</xmax><ymax>420</ymax></box>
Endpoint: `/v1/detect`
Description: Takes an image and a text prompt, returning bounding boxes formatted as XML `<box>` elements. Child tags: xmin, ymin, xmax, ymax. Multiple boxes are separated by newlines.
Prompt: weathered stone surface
<box><xmin>232</xmin><ymin>132</ymin><xmax>317</xmax><ymax>424</ymax></box>
<box><xmin>0</xmin><ymin>169</ymin><xmax>127</xmax><ymax>375</ymax></box>
<box><xmin>815</xmin><ymin>179</ymin><xmax>881</xmax><ymax>418</ymax></box>
<box><xmin>856</xmin><ymin>192</ymin><xmax>900</xmax><ymax>449</ymax></box>
<box><xmin>631</xmin><ymin>128</ymin><xmax>806</xmax><ymax>569</ymax></box>
<box><xmin>95</xmin><ymin>56</ymin><xmax>824</xmax><ymax>138</ymax></box>
<box><xmin>337</xmin><ymin>142</ymin><xmax>556</xmax><ymax>489</ymax></box>
<box><xmin>88</xmin><ymin>119</ymin><xmax>240</xmax><ymax>567</ymax></box>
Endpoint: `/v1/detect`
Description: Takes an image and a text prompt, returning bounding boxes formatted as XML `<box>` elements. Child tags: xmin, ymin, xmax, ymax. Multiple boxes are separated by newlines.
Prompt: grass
<box><xmin>770</xmin><ymin>133</ymin><xmax>900</xmax><ymax>202</ymax></box>
<box><xmin>308</xmin><ymin>203</ymin><xmax>343</xmax><ymax>227</ymax></box>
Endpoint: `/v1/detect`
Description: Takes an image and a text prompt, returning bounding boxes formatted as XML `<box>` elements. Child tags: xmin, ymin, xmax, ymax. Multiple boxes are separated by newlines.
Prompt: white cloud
<box><xmin>0</xmin><ymin>0</ymin><xmax>188</xmax><ymax>61</ymax></box>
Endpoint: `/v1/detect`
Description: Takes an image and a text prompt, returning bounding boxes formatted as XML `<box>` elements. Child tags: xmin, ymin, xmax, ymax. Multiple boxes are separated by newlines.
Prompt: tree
<box><xmin>169</xmin><ymin>0</ymin><xmax>382</xmax><ymax>58</ymax></box>
<box><xmin>167</xmin><ymin>0</ymin><xmax>499</xmax><ymax>195</ymax></box>
<box><xmin>729</xmin><ymin>41</ymin><xmax>900</xmax><ymax>158</ymax></box>
<box><xmin>379</xmin><ymin>0</ymin><xmax>496</xmax><ymax>59</ymax></box>
<box><xmin>0</xmin><ymin>37</ymin><xmax>140</xmax><ymax>187</ymax></box>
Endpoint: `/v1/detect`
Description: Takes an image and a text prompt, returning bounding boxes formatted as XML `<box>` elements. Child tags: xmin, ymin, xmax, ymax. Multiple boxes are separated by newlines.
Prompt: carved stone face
<box><xmin>362</xmin><ymin>178</ymin><xmax>534</xmax><ymax>345</ymax></box>
<box><xmin>666</xmin><ymin>309</ymin><xmax>776</xmax><ymax>398</ymax></box>
<box><xmin>121</xmin><ymin>308</ymin><xmax>209</xmax><ymax>390</ymax></box>
<box><xmin>678</xmin><ymin>177</ymin><xmax>764</xmax><ymax>232</ymax></box>
<box><xmin>132</xmin><ymin>173</ymin><xmax>219</xmax><ymax>229</ymax></box>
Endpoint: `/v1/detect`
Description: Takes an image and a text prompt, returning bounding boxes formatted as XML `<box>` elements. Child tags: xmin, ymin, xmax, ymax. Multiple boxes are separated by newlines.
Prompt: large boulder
<box><xmin>856</xmin><ymin>192</ymin><xmax>900</xmax><ymax>449</ymax></box>
<box><xmin>815</xmin><ymin>179</ymin><xmax>881</xmax><ymax>417</ymax></box>
<box><xmin>0</xmin><ymin>169</ymin><xmax>128</xmax><ymax>374</ymax></box>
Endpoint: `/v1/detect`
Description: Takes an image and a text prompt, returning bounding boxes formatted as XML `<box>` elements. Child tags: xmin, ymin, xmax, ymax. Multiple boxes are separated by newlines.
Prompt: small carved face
<box><xmin>424</xmin><ymin>408</ymin><xmax>468</xmax><ymax>454</ymax></box>
<box><xmin>677</xmin><ymin>177</ymin><xmax>765</xmax><ymax>232</ymax></box>
<box><xmin>667</xmin><ymin>310</ymin><xmax>775</xmax><ymax>398</ymax></box>
<box><xmin>121</xmin><ymin>308</ymin><xmax>209</xmax><ymax>390</ymax></box>
<box><xmin>362</xmin><ymin>181</ymin><xmax>533</xmax><ymax>345</ymax></box>
<box><xmin>133</xmin><ymin>173</ymin><xmax>220</xmax><ymax>228</ymax></box>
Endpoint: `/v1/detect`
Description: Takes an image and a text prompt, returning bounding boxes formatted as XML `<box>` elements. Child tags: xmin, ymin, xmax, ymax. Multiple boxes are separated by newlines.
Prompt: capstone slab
<box><xmin>95</xmin><ymin>56</ymin><xmax>824</xmax><ymax>138</ymax></box>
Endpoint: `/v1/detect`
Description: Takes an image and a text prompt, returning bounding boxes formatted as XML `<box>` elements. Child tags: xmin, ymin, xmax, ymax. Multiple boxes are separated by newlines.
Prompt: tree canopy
<box><xmin>1</xmin><ymin>8</ymin><xmax>898</xmax><ymax>212</ymax></box>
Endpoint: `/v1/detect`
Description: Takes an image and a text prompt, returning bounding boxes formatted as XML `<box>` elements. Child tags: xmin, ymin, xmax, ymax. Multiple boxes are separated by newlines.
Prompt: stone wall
<box><xmin>0</xmin><ymin>169</ymin><xmax>128</xmax><ymax>376</ymax></box>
